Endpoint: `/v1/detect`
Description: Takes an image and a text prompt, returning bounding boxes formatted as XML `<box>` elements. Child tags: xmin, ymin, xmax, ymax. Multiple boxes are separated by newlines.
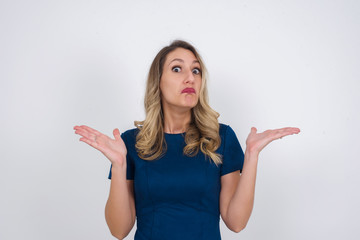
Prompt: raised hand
<box><xmin>73</xmin><ymin>125</ymin><xmax>127</xmax><ymax>166</ymax></box>
<box><xmin>246</xmin><ymin>127</ymin><xmax>300</xmax><ymax>155</ymax></box>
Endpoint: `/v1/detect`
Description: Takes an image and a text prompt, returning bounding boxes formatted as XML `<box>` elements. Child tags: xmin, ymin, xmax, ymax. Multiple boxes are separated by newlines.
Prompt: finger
<box><xmin>274</xmin><ymin>127</ymin><xmax>299</xmax><ymax>134</ymax></box>
<box><xmin>79</xmin><ymin>125</ymin><xmax>102</xmax><ymax>136</ymax></box>
<box><xmin>281</xmin><ymin>127</ymin><xmax>300</xmax><ymax>132</ymax></box>
<box><xmin>292</xmin><ymin>127</ymin><xmax>301</xmax><ymax>133</ymax></box>
<box><xmin>75</xmin><ymin>128</ymin><xmax>96</xmax><ymax>140</ymax></box>
<box><xmin>276</xmin><ymin>128</ymin><xmax>300</xmax><ymax>139</ymax></box>
<box><xmin>251</xmin><ymin>127</ymin><xmax>257</xmax><ymax>133</ymax></box>
<box><xmin>74</xmin><ymin>125</ymin><xmax>93</xmax><ymax>136</ymax></box>
<box><xmin>281</xmin><ymin>127</ymin><xmax>300</xmax><ymax>135</ymax></box>
<box><xmin>113</xmin><ymin>128</ymin><xmax>121</xmax><ymax>140</ymax></box>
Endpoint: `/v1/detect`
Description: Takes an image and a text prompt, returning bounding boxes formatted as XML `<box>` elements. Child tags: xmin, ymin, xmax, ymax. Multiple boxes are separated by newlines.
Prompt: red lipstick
<box><xmin>181</xmin><ymin>88</ymin><xmax>196</xmax><ymax>93</ymax></box>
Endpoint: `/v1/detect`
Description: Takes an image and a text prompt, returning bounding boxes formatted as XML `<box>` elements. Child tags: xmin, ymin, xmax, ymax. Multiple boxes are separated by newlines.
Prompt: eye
<box><xmin>192</xmin><ymin>68</ymin><xmax>201</xmax><ymax>75</ymax></box>
<box><xmin>172</xmin><ymin>66</ymin><xmax>181</xmax><ymax>72</ymax></box>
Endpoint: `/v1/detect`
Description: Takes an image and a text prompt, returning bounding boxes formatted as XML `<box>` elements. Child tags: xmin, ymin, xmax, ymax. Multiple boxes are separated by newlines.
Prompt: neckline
<box><xmin>164</xmin><ymin>132</ymin><xmax>186</xmax><ymax>135</ymax></box>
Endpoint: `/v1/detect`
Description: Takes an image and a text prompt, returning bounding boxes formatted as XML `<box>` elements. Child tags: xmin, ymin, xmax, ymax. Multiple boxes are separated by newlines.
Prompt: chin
<box><xmin>185</xmin><ymin>102</ymin><xmax>199</xmax><ymax>109</ymax></box>
<box><xmin>176</xmin><ymin>103</ymin><xmax>196</xmax><ymax>111</ymax></box>
<box><xmin>177</xmin><ymin>98</ymin><xmax>199</xmax><ymax>110</ymax></box>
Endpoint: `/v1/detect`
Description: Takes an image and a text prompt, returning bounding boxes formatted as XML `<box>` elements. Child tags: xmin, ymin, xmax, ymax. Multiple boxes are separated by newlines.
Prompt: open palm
<box><xmin>246</xmin><ymin>127</ymin><xmax>300</xmax><ymax>154</ymax></box>
<box><xmin>73</xmin><ymin>125</ymin><xmax>127</xmax><ymax>165</ymax></box>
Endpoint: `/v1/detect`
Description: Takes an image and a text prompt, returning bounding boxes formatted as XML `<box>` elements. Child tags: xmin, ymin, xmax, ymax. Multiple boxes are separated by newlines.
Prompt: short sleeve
<box><xmin>108</xmin><ymin>132</ymin><xmax>135</xmax><ymax>180</ymax></box>
<box><xmin>220</xmin><ymin>125</ymin><xmax>245</xmax><ymax>176</ymax></box>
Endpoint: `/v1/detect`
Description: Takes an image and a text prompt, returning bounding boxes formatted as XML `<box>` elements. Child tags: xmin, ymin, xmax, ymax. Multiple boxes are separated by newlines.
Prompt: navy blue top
<box><xmin>108</xmin><ymin>123</ymin><xmax>244</xmax><ymax>240</ymax></box>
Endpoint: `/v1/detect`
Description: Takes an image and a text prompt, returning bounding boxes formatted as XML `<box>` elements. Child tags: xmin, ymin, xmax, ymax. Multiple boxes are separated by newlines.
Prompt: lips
<box><xmin>181</xmin><ymin>88</ymin><xmax>196</xmax><ymax>93</ymax></box>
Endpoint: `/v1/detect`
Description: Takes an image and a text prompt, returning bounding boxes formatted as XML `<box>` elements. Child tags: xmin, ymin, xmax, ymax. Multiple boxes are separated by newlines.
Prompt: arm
<box><xmin>223</xmin><ymin>149</ymin><xmax>259</xmax><ymax>232</ymax></box>
<box><xmin>221</xmin><ymin>126</ymin><xmax>300</xmax><ymax>232</ymax></box>
<box><xmin>73</xmin><ymin>125</ymin><xmax>136</xmax><ymax>239</ymax></box>
<box><xmin>105</xmin><ymin>164</ymin><xmax>136</xmax><ymax>239</ymax></box>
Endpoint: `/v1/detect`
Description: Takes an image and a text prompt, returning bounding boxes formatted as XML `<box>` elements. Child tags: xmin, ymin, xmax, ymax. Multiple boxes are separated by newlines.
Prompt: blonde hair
<box><xmin>134</xmin><ymin>40</ymin><xmax>222</xmax><ymax>166</ymax></box>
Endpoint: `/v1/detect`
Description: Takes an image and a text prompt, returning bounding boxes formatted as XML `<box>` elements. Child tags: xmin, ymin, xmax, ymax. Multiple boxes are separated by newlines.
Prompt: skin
<box><xmin>73</xmin><ymin>47</ymin><xmax>301</xmax><ymax>235</ymax></box>
<box><xmin>159</xmin><ymin>48</ymin><xmax>202</xmax><ymax>133</ymax></box>
<box><xmin>220</xmin><ymin>127</ymin><xmax>300</xmax><ymax>232</ymax></box>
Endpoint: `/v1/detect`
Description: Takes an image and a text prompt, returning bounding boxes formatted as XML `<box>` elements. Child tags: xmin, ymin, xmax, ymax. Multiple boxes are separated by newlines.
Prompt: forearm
<box><xmin>227</xmin><ymin>149</ymin><xmax>259</xmax><ymax>232</ymax></box>
<box><xmin>105</xmin><ymin>164</ymin><xmax>135</xmax><ymax>239</ymax></box>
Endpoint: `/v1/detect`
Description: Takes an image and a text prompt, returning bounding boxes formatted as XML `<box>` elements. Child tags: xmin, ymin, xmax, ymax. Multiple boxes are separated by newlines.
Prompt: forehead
<box><xmin>165</xmin><ymin>48</ymin><xmax>198</xmax><ymax>63</ymax></box>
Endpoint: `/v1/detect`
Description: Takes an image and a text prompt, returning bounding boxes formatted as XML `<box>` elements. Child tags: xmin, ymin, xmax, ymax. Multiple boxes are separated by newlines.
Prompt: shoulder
<box><xmin>219</xmin><ymin>123</ymin><xmax>231</xmax><ymax>137</ymax></box>
<box><xmin>218</xmin><ymin>123</ymin><xmax>241</xmax><ymax>147</ymax></box>
<box><xmin>121</xmin><ymin>127</ymin><xmax>140</xmax><ymax>143</ymax></box>
<box><xmin>121</xmin><ymin>127</ymin><xmax>139</xmax><ymax>136</ymax></box>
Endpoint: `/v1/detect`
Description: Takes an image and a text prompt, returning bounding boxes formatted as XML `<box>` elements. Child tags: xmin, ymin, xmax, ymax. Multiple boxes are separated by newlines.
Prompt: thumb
<box><xmin>113</xmin><ymin>128</ymin><xmax>121</xmax><ymax>140</ymax></box>
<box><xmin>251</xmin><ymin>127</ymin><xmax>257</xmax><ymax>133</ymax></box>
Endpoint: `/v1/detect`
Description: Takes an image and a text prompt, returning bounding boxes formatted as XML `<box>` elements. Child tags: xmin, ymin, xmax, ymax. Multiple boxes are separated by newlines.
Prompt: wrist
<box><xmin>245</xmin><ymin>148</ymin><xmax>259</xmax><ymax>159</ymax></box>
<box><xmin>111</xmin><ymin>161</ymin><xmax>127</xmax><ymax>171</ymax></box>
<box><xmin>111</xmin><ymin>154</ymin><xmax>127</xmax><ymax>168</ymax></box>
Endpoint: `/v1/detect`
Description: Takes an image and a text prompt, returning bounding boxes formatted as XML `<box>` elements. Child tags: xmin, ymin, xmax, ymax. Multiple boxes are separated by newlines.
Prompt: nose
<box><xmin>184</xmin><ymin>69</ymin><xmax>195</xmax><ymax>83</ymax></box>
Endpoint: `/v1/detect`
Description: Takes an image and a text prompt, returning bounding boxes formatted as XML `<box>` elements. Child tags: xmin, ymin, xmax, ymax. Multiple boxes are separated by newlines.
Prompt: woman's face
<box><xmin>160</xmin><ymin>48</ymin><xmax>202</xmax><ymax>113</ymax></box>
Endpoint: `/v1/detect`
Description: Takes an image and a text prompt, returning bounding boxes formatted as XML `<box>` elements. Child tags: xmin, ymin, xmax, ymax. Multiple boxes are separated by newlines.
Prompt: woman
<box><xmin>73</xmin><ymin>40</ymin><xmax>300</xmax><ymax>240</ymax></box>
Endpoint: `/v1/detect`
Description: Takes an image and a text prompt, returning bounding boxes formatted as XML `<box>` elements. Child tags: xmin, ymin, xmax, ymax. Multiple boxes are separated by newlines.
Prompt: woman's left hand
<box><xmin>245</xmin><ymin>127</ymin><xmax>300</xmax><ymax>155</ymax></box>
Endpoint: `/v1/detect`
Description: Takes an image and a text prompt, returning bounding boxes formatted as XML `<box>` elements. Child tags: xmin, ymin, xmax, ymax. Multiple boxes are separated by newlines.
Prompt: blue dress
<box><xmin>108</xmin><ymin>123</ymin><xmax>244</xmax><ymax>240</ymax></box>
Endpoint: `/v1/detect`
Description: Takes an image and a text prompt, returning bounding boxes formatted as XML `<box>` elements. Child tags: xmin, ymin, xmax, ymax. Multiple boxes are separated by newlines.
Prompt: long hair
<box><xmin>134</xmin><ymin>40</ymin><xmax>222</xmax><ymax>166</ymax></box>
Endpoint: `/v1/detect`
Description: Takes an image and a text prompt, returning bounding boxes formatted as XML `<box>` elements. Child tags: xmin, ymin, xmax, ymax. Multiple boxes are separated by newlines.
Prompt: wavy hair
<box><xmin>134</xmin><ymin>40</ymin><xmax>223</xmax><ymax>166</ymax></box>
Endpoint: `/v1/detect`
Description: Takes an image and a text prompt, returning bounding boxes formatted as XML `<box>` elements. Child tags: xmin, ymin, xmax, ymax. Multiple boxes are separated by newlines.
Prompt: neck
<box><xmin>162</xmin><ymin>107</ymin><xmax>192</xmax><ymax>134</ymax></box>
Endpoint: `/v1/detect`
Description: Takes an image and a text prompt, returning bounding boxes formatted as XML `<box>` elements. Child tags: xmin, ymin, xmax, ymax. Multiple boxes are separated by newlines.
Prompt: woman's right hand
<box><xmin>73</xmin><ymin>125</ymin><xmax>127</xmax><ymax>166</ymax></box>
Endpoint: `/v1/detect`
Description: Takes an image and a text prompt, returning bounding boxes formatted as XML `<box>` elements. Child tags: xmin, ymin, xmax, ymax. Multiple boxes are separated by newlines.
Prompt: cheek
<box><xmin>160</xmin><ymin>79</ymin><xmax>176</xmax><ymax>100</ymax></box>
<box><xmin>159</xmin><ymin>77</ymin><xmax>168</xmax><ymax>94</ymax></box>
<box><xmin>197</xmin><ymin>77</ymin><xmax>202</xmax><ymax>89</ymax></box>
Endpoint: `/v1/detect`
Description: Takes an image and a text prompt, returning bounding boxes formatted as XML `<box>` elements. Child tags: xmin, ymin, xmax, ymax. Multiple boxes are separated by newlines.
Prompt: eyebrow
<box><xmin>168</xmin><ymin>58</ymin><xmax>200</xmax><ymax>66</ymax></box>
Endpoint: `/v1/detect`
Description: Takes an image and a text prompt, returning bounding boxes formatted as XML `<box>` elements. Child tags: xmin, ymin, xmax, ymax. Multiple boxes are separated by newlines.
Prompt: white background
<box><xmin>1</xmin><ymin>0</ymin><xmax>359</xmax><ymax>239</ymax></box>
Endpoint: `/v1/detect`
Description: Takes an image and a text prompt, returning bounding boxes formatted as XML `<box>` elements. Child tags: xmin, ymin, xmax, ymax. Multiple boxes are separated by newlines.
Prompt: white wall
<box><xmin>1</xmin><ymin>0</ymin><xmax>359</xmax><ymax>239</ymax></box>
